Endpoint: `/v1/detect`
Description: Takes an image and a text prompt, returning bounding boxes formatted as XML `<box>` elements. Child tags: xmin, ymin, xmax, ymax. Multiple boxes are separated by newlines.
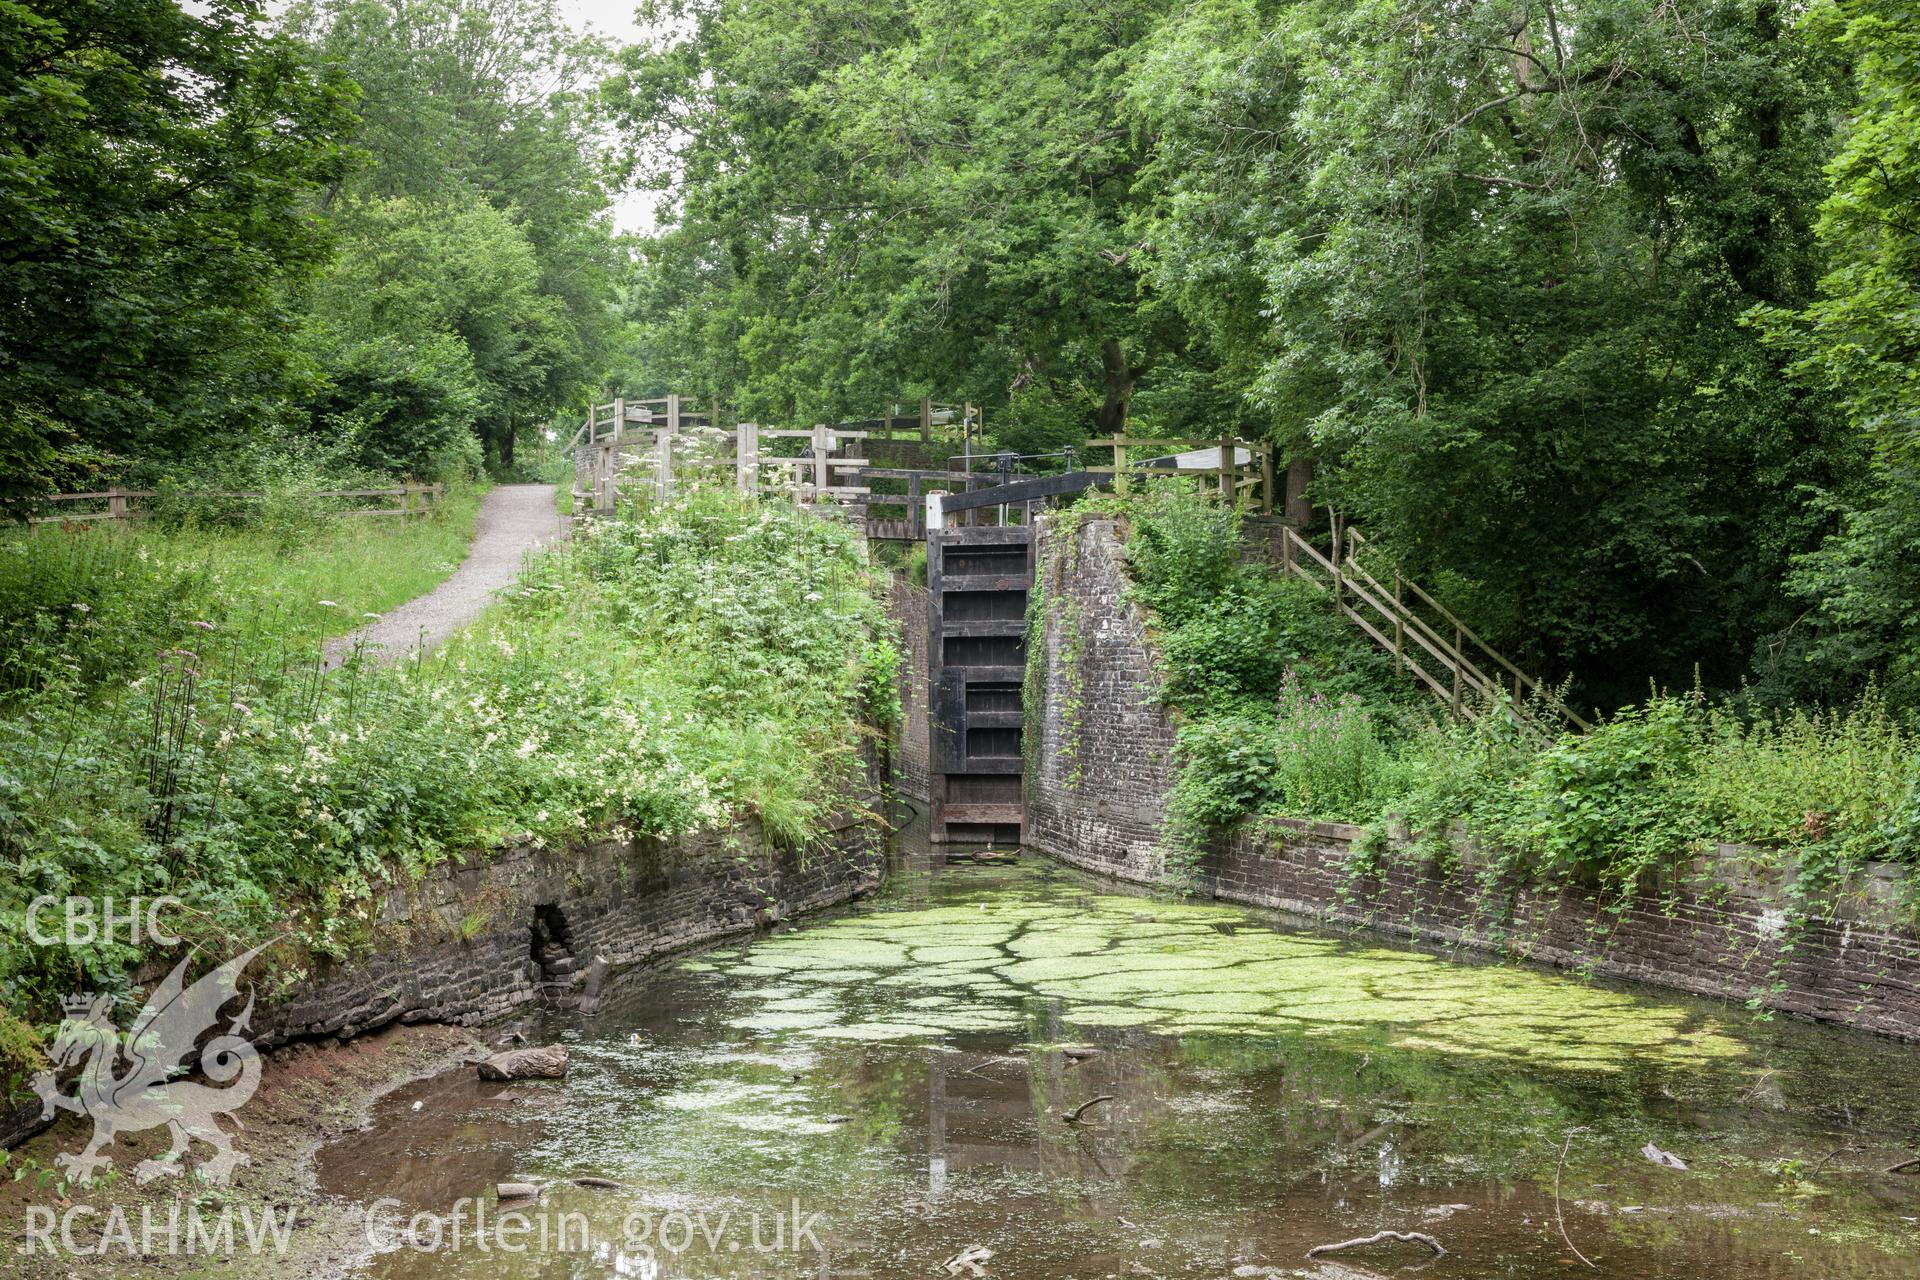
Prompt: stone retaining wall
<box><xmin>254</xmin><ymin>806</ymin><xmax>883</xmax><ymax>1044</ymax></box>
<box><xmin>1024</xmin><ymin>512</ymin><xmax>1920</xmax><ymax>1041</ymax></box>
<box><xmin>3</xmin><ymin>771</ymin><xmax>885</xmax><ymax>1150</ymax></box>
<box><xmin>890</xmin><ymin>576</ymin><xmax>931</xmax><ymax>802</ymax></box>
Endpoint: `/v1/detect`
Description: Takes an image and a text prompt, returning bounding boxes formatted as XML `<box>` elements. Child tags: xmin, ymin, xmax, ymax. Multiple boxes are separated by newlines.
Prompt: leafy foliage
<box><xmin>1753</xmin><ymin>0</ymin><xmax>1920</xmax><ymax>707</ymax></box>
<box><xmin>0</xmin><ymin>0</ymin><xmax>355</xmax><ymax>509</ymax></box>
<box><xmin>0</xmin><ymin>493</ymin><xmax>894</xmax><ymax>1081</ymax></box>
<box><xmin>1107</xmin><ymin>486</ymin><xmax>1918</xmax><ymax>895</ymax></box>
<box><xmin>284</xmin><ymin>0</ymin><xmax>625</xmax><ymax>472</ymax></box>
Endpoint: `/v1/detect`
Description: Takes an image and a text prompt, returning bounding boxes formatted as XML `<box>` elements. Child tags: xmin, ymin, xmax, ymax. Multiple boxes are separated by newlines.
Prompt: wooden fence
<box><xmin>1080</xmin><ymin>435</ymin><xmax>1275</xmax><ymax>512</ymax></box>
<box><xmin>20</xmin><ymin>484</ymin><xmax>444</xmax><ymax>528</ymax></box>
<box><xmin>570</xmin><ymin>395</ymin><xmax>983</xmax><ymax>452</ymax></box>
<box><xmin>1276</xmin><ymin>518</ymin><xmax>1589</xmax><ymax>733</ymax></box>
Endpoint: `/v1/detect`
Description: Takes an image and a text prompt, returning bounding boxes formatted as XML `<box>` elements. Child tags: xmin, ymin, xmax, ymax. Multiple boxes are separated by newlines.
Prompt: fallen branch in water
<box><xmin>1305</xmin><ymin>1230</ymin><xmax>1445</xmax><ymax>1259</ymax></box>
<box><xmin>1555</xmin><ymin>1128</ymin><xmax>1597</xmax><ymax>1269</ymax></box>
<box><xmin>574</xmin><ymin>1176</ymin><xmax>624</xmax><ymax>1190</ymax></box>
<box><xmin>1885</xmin><ymin>1154</ymin><xmax>1920</xmax><ymax>1175</ymax></box>
<box><xmin>1058</xmin><ymin>1095</ymin><xmax>1114</xmax><ymax>1124</ymax></box>
<box><xmin>1809</xmin><ymin>1144</ymin><xmax>1857</xmax><ymax>1178</ymax></box>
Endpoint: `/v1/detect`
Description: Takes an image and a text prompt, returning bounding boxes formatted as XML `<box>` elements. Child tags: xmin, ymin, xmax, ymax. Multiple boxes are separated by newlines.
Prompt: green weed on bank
<box><xmin>1090</xmin><ymin>485</ymin><xmax>1920</xmax><ymax>895</ymax></box>
<box><xmin>0</xmin><ymin>487</ymin><xmax>485</xmax><ymax>695</ymax></box>
<box><xmin>0</xmin><ymin>491</ymin><xmax>896</xmax><ymax>1095</ymax></box>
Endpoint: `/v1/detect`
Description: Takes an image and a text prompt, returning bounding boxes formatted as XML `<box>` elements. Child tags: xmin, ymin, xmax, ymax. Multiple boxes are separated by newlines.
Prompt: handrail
<box><xmin>22</xmin><ymin>485</ymin><xmax>443</xmax><ymax>527</ymax></box>
<box><xmin>1340</xmin><ymin>528</ymin><xmax>1590</xmax><ymax>730</ymax></box>
<box><xmin>1276</xmin><ymin>523</ymin><xmax>1584</xmax><ymax>734</ymax></box>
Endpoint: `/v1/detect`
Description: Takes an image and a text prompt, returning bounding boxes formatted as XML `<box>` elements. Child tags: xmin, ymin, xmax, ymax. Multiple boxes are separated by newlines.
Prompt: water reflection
<box><xmin>315</xmin><ymin>806</ymin><xmax>1920</xmax><ymax>1278</ymax></box>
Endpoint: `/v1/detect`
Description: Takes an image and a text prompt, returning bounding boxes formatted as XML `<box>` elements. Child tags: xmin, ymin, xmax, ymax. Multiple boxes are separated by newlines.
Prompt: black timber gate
<box><xmin>926</xmin><ymin>525</ymin><xmax>1032</xmax><ymax>844</ymax></box>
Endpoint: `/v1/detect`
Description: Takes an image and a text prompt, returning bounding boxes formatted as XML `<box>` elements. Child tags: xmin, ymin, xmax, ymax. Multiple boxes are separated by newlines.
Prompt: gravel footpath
<box><xmin>323</xmin><ymin>482</ymin><xmax>568</xmax><ymax>669</ymax></box>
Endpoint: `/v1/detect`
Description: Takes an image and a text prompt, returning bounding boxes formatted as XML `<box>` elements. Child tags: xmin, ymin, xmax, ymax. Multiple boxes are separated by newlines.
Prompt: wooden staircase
<box><xmin>1276</xmin><ymin>521</ymin><xmax>1590</xmax><ymax>734</ymax></box>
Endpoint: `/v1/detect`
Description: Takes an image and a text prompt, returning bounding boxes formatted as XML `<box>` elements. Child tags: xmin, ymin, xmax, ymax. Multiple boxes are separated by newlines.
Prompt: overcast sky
<box><xmin>557</xmin><ymin>0</ymin><xmax>649</xmax><ymax>46</ymax></box>
<box><xmin>557</xmin><ymin>0</ymin><xmax>667</xmax><ymax>232</ymax></box>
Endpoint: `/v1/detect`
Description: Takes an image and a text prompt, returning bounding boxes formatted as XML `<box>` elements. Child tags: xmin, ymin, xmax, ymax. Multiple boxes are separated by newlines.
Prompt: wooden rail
<box><xmin>1080</xmin><ymin>435</ymin><xmax>1275</xmax><ymax>513</ymax></box>
<box><xmin>569</xmin><ymin>395</ymin><xmax>983</xmax><ymax>451</ymax></box>
<box><xmin>21</xmin><ymin>484</ymin><xmax>444</xmax><ymax>528</ymax></box>
<box><xmin>1275</xmin><ymin>521</ymin><xmax>1589</xmax><ymax>733</ymax></box>
<box><xmin>571</xmin><ymin>417</ymin><xmax>1022</xmax><ymax>534</ymax></box>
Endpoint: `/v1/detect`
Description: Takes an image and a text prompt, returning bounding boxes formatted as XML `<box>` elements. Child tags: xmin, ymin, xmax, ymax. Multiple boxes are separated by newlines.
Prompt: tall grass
<box><xmin>0</xmin><ymin>487</ymin><xmax>484</xmax><ymax>694</ymax></box>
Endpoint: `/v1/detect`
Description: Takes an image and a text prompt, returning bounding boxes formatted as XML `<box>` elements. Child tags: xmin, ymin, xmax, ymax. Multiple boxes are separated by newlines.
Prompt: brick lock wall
<box><xmin>253</xmin><ymin>805</ymin><xmax>884</xmax><ymax>1044</ymax></box>
<box><xmin>889</xmin><ymin>576</ymin><xmax>931</xmax><ymax>802</ymax></box>
<box><xmin>1023</xmin><ymin>514</ymin><xmax>1920</xmax><ymax>1042</ymax></box>
<box><xmin>1024</xmin><ymin>517</ymin><xmax>1178</xmax><ymax>878</ymax></box>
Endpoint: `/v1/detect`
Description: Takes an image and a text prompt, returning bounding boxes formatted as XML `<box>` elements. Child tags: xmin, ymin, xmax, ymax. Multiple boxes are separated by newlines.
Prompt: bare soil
<box><xmin>0</xmin><ymin>1023</ymin><xmax>488</xmax><ymax>1280</ymax></box>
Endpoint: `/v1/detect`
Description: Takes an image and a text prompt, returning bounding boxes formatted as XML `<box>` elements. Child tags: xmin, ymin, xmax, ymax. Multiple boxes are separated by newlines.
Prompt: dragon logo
<box><xmin>30</xmin><ymin>942</ymin><xmax>272</xmax><ymax>1185</ymax></box>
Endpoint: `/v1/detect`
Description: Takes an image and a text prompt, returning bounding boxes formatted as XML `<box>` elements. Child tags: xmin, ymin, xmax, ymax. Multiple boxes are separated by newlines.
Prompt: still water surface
<box><xmin>318</xmin><ymin>814</ymin><xmax>1920</xmax><ymax>1278</ymax></box>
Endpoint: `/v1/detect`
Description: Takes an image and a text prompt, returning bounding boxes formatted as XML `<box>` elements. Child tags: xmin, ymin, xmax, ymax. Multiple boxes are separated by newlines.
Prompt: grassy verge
<box><xmin>0</xmin><ymin>486</ymin><xmax>485</xmax><ymax>694</ymax></box>
<box><xmin>1075</xmin><ymin>485</ymin><xmax>1920</xmax><ymax>900</ymax></box>
<box><xmin>0</xmin><ymin>489</ymin><xmax>896</xmax><ymax>1099</ymax></box>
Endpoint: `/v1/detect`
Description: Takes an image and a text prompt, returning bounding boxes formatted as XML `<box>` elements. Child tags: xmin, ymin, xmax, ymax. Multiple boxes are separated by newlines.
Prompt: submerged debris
<box><xmin>1641</xmin><ymin>1142</ymin><xmax>1689</xmax><ymax>1171</ymax></box>
<box><xmin>942</xmin><ymin>1245</ymin><xmax>993</xmax><ymax>1275</ymax></box>
<box><xmin>1304</xmin><ymin>1230</ymin><xmax>1446</xmax><ymax>1260</ymax></box>
<box><xmin>478</xmin><ymin>1044</ymin><xmax>570</xmax><ymax>1080</ymax></box>
<box><xmin>1057</xmin><ymin>1094</ymin><xmax>1114</xmax><ymax>1124</ymax></box>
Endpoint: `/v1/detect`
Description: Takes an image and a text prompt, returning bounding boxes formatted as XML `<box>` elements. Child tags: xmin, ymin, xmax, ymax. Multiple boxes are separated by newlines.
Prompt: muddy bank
<box><xmin>0</xmin><ymin>1023</ymin><xmax>485</xmax><ymax>1280</ymax></box>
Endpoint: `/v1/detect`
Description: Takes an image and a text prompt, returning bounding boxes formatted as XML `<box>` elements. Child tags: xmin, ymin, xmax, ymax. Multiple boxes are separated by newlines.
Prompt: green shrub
<box><xmin>1692</xmin><ymin>691</ymin><xmax>1915</xmax><ymax>860</ymax></box>
<box><xmin>1264</xmin><ymin>673</ymin><xmax>1399</xmax><ymax>822</ymax></box>
<box><xmin>0</xmin><ymin>490</ymin><xmax>893</xmax><ymax>1087</ymax></box>
<box><xmin>1168</xmin><ymin>715</ymin><xmax>1284</xmax><ymax>829</ymax></box>
<box><xmin>1492</xmin><ymin>698</ymin><xmax>1707</xmax><ymax>891</ymax></box>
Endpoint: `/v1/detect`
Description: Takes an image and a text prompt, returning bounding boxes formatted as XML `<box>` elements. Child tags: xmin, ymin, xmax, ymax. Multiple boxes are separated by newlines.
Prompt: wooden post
<box><xmin>1281</xmin><ymin>525</ymin><xmax>1293</xmax><ymax>574</ymax></box>
<box><xmin>1452</xmin><ymin>624</ymin><xmax>1464</xmax><ymax>718</ymax></box>
<box><xmin>107</xmin><ymin>487</ymin><xmax>127</xmax><ymax>526</ymax></box>
<box><xmin>919</xmin><ymin>397</ymin><xmax>932</xmax><ymax>442</ymax></box>
<box><xmin>1393</xmin><ymin>572</ymin><xmax>1405</xmax><ymax>673</ymax></box>
<box><xmin>1330</xmin><ymin>513</ymin><xmax>1343</xmax><ymax>609</ymax></box>
<box><xmin>812</xmin><ymin>425</ymin><xmax>829</xmax><ymax>500</ymax></box>
<box><xmin>655</xmin><ymin>430</ymin><xmax>672</xmax><ymax>503</ymax></box>
<box><xmin>737</xmin><ymin>423</ymin><xmax>759</xmax><ymax>494</ymax></box>
<box><xmin>1218</xmin><ymin>437</ymin><xmax>1235</xmax><ymax>505</ymax></box>
<box><xmin>666</xmin><ymin>393</ymin><xmax>681</xmax><ymax>438</ymax></box>
<box><xmin>1113</xmin><ymin>438</ymin><xmax>1130</xmax><ymax>497</ymax></box>
<box><xmin>1261</xmin><ymin>444</ymin><xmax>1275</xmax><ymax>516</ymax></box>
<box><xmin>909</xmin><ymin>473</ymin><xmax>922</xmax><ymax>537</ymax></box>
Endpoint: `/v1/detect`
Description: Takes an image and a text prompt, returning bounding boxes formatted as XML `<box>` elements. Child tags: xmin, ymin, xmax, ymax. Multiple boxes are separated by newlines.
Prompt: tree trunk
<box><xmin>499</xmin><ymin>420</ymin><xmax>516</xmax><ymax>467</ymax></box>
<box><xmin>1095</xmin><ymin>338</ymin><xmax>1134</xmax><ymax>436</ymax></box>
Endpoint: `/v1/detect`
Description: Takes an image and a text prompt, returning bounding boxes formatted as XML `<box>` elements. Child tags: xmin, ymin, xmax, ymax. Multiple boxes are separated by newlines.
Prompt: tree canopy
<box><xmin>3</xmin><ymin>0</ymin><xmax>1918</xmax><ymax>712</ymax></box>
<box><xmin>0</xmin><ymin>0</ymin><xmax>354</xmax><ymax>507</ymax></box>
<box><xmin>612</xmin><ymin>0</ymin><xmax>1918</xmax><ymax>710</ymax></box>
